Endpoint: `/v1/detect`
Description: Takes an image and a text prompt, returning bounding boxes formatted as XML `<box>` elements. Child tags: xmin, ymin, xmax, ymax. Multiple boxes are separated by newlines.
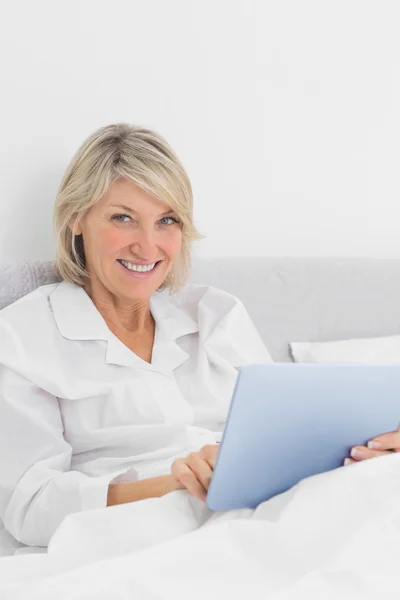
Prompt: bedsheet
<box><xmin>1</xmin><ymin>453</ymin><xmax>400</xmax><ymax>599</ymax></box>
<box><xmin>0</xmin><ymin>521</ymin><xmax>25</xmax><ymax>557</ymax></box>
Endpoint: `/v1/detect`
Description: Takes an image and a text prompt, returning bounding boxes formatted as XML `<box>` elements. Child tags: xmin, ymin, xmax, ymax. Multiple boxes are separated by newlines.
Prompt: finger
<box><xmin>171</xmin><ymin>460</ymin><xmax>207</xmax><ymax>501</ymax></box>
<box><xmin>350</xmin><ymin>446</ymin><xmax>392</xmax><ymax>461</ymax></box>
<box><xmin>343</xmin><ymin>457</ymin><xmax>356</xmax><ymax>466</ymax></box>
<box><xmin>367</xmin><ymin>429</ymin><xmax>400</xmax><ymax>452</ymax></box>
<box><xmin>186</xmin><ymin>453</ymin><xmax>214</xmax><ymax>491</ymax></box>
<box><xmin>200</xmin><ymin>444</ymin><xmax>219</xmax><ymax>469</ymax></box>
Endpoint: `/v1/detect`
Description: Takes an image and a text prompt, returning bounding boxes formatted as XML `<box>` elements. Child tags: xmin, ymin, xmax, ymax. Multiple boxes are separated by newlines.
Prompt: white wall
<box><xmin>1</xmin><ymin>0</ymin><xmax>399</xmax><ymax>261</ymax></box>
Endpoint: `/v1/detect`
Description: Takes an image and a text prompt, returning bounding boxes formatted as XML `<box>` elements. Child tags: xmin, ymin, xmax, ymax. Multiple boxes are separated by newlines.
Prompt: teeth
<box><xmin>120</xmin><ymin>260</ymin><xmax>156</xmax><ymax>272</ymax></box>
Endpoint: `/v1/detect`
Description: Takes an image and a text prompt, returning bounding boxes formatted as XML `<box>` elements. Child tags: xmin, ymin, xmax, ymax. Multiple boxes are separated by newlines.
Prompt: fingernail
<box><xmin>351</xmin><ymin>447</ymin><xmax>364</xmax><ymax>459</ymax></box>
<box><xmin>367</xmin><ymin>440</ymin><xmax>382</xmax><ymax>449</ymax></box>
<box><xmin>344</xmin><ymin>458</ymin><xmax>352</xmax><ymax>466</ymax></box>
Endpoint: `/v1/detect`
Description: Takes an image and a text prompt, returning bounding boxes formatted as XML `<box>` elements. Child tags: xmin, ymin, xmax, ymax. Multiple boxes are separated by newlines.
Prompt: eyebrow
<box><xmin>111</xmin><ymin>204</ymin><xmax>175</xmax><ymax>217</ymax></box>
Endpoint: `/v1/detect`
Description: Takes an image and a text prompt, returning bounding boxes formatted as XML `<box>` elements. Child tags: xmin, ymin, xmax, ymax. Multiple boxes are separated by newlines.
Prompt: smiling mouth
<box><xmin>117</xmin><ymin>259</ymin><xmax>162</xmax><ymax>272</ymax></box>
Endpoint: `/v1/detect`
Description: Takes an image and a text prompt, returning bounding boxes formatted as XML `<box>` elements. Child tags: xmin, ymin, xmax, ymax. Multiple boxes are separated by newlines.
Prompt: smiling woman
<box><xmin>54</xmin><ymin>125</ymin><xmax>204</xmax><ymax>360</ymax></box>
<box><xmin>0</xmin><ymin>122</ymin><xmax>272</xmax><ymax>549</ymax></box>
<box><xmin>54</xmin><ymin>123</ymin><xmax>203</xmax><ymax>295</ymax></box>
<box><xmin>70</xmin><ymin>177</ymin><xmax>184</xmax><ymax>305</ymax></box>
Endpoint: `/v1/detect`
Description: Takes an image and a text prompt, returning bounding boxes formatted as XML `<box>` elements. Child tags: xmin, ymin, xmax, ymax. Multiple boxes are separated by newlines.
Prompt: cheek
<box><xmin>97</xmin><ymin>228</ymin><xmax>124</xmax><ymax>254</ymax></box>
<box><xmin>164</xmin><ymin>230</ymin><xmax>182</xmax><ymax>257</ymax></box>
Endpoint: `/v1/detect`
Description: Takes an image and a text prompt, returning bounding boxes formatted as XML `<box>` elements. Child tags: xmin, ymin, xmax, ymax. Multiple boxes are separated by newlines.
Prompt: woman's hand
<box><xmin>171</xmin><ymin>444</ymin><xmax>219</xmax><ymax>501</ymax></box>
<box><xmin>344</xmin><ymin>424</ymin><xmax>400</xmax><ymax>466</ymax></box>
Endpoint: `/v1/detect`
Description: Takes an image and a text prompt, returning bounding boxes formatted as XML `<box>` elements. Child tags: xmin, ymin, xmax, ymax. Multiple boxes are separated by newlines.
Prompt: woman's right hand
<box><xmin>171</xmin><ymin>444</ymin><xmax>219</xmax><ymax>502</ymax></box>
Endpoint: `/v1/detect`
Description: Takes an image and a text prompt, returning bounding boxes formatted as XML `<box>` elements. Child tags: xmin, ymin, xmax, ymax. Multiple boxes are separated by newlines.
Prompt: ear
<box><xmin>68</xmin><ymin>217</ymin><xmax>82</xmax><ymax>236</ymax></box>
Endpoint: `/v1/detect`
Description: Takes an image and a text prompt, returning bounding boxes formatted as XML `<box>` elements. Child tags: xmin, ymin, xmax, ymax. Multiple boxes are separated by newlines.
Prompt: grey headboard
<box><xmin>2</xmin><ymin>257</ymin><xmax>400</xmax><ymax>362</ymax></box>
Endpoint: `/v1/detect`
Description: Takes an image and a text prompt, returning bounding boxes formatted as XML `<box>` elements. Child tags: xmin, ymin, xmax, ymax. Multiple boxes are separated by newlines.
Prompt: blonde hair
<box><xmin>54</xmin><ymin>123</ymin><xmax>204</xmax><ymax>293</ymax></box>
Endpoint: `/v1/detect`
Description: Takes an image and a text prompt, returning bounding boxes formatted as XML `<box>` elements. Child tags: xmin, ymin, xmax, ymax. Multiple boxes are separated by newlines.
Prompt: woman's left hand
<box><xmin>344</xmin><ymin>424</ymin><xmax>400</xmax><ymax>465</ymax></box>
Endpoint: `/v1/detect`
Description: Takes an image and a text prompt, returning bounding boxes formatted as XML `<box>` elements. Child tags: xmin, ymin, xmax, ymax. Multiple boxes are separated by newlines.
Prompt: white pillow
<box><xmin>290</xmin><ymin>335</ymin><xmax>400</xmax><ymax>363</ymax></box>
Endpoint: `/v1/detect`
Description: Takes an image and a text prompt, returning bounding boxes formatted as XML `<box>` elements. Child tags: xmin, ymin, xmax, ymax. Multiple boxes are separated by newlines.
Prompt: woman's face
<box><xmin>74</xmin><ymin>178</ymin><xmax>183</xmax><ymax>300</ymax></box>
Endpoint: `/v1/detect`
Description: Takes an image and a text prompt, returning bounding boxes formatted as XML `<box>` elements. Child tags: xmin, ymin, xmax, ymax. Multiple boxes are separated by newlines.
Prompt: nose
<box><xmin>129</xmin><ymin>226</ymin><xmax>159</xmax><ymax>260</ymax></box>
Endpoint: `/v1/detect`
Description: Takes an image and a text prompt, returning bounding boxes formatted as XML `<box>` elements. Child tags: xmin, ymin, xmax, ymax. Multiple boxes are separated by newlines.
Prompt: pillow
<box><xmin>290</xmin><ymin>335</ymin><xmax>400</xmax><ymax>363</ymax></box>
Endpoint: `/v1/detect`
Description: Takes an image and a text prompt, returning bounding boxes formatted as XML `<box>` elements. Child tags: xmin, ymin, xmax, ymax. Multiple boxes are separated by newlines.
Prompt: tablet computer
<box><xmin>206</xmin><ymin>363</ymin><xmax>400</xmax><ymax>511</ymax></box>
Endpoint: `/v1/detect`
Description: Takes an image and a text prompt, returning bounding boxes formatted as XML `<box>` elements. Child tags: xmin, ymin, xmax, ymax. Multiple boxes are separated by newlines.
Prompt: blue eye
<box><xmin>112</xmin><ymin>214</ymin><xmax>180</xmax><ymax>225</ymax></box>
<box><xmin>112</xmin><ymin>214</ymin><xmax>131</xmax><ymax>223</ymax></box>
<box><xmin>159</xmin><ymin>216</ymin><xmax>179</xmax><ymax>225</ymax></box>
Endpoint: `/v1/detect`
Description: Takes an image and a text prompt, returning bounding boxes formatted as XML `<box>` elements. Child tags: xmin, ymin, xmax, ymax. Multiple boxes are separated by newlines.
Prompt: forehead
<box><xmin>96</xmin><ymin>178</ymin><xmax>168</xmax><ymax>213</ymax></box>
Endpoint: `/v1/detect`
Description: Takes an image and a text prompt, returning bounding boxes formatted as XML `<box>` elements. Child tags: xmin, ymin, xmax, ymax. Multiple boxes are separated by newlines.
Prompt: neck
<box><xmin>84</xmin><ymin>280</ymin><xmax>153</xmax><ymax>337</ymax></box>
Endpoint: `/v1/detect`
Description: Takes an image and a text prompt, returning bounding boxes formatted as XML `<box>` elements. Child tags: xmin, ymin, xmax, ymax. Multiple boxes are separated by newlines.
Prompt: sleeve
<box><xmin>199</xmin><ymin>287</ymin><xmax>273</xmax><ymax>369</ymax></box>
<box><xmin>0</xmin><ymin>365</ymin><xmax>119</xmax><ymax>547</ymax></box>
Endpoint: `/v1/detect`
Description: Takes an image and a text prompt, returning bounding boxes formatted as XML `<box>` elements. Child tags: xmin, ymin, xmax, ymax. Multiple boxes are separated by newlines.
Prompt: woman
<box><xmin>0</xmin><ymin>123</ymin><xmax>272</xmax><ymax>547</ymax></box>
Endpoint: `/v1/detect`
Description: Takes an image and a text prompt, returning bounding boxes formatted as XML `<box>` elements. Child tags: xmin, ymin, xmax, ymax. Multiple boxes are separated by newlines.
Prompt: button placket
<box><xmin>155</xmin><ymin>371</ymin><xmax>194</xmax><ymax>424</ymax></box>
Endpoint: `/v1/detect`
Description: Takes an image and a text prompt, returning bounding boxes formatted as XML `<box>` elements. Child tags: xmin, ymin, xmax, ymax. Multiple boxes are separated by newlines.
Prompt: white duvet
<box><xmin>0</xmin><ymin>454</ymin><xmax>400</xmax><ymax>599</ymax></box>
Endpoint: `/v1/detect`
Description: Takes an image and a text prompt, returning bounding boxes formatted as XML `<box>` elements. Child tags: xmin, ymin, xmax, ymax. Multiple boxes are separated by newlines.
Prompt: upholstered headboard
<box><xmin>3</xmin><ymin>257</ymin><xmax>400</xmax><ymax>363</ymax></box>
<box><xmin>0</xmin><ymin>260</ymin><xmax>60</xmax><ymax>310</ymax></box>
